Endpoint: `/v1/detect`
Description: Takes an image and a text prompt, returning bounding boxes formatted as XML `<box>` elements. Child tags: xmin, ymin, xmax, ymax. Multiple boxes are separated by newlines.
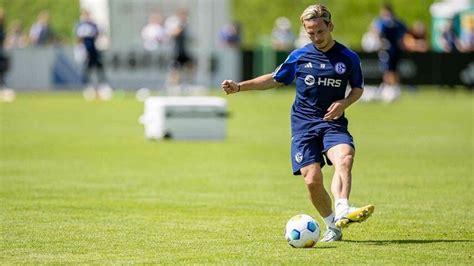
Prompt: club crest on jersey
<box><xmin>304</xmin><ymin>75</ymin><xmax>315</xmax><ymax>86</ymax></box>
<box><xmin>295</xmin><ymin>152</ymin><xmax>303</xmax><ymax>163</ymax></box>
<box><xmin>335</xmin><ymin>62</ymin><xmax>346</xmax><ymax>74</ymax></box>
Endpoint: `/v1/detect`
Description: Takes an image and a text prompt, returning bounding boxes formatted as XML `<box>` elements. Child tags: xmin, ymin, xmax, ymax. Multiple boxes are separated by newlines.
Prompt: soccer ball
<box><xmin>284</xmin><ymin>214</ymin><xmax>320</xmax><ymax>248</ymax></box>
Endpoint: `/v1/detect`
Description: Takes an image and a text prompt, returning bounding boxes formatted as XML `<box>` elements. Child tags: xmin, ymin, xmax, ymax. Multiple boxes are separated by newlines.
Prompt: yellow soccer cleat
<box><xmin>335</xmin><ymin>204</ymin><xmax>375</xmax><ymax>228</ymax></box>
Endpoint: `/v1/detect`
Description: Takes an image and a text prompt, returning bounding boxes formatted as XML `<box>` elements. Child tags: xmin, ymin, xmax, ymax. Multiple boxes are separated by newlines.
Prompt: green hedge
<box><xmin>233</xmin><ymin>0</ymin><xmax>434</xmax><ymax>49</ymax></box>
<box><xmin>0</xmin><ymin>0</ymin><xmax>433</xmax><ymax>49</ymax></box>
<box><xmin>0</xmin><ymin>0</ymin><xmax>79</xmax><ymax>43</ymax></box>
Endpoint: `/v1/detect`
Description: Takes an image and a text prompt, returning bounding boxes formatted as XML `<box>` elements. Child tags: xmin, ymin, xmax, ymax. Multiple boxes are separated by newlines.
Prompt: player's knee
<box><xmin>303</xmin><ymin>170</ymin><xmax>323</xmax><ymax>188</ymax></box>
<box><xmin>336</xmin><ymin>154</ymin><xmax>354</xmax><ymax>169</ymax></box>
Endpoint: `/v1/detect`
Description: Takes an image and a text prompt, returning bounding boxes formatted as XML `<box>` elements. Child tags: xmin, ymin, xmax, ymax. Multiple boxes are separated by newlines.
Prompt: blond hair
<box><xmin>300</xmin><ymin>4</ymin><xmax>331</xmax><ymax>25</ymax></box>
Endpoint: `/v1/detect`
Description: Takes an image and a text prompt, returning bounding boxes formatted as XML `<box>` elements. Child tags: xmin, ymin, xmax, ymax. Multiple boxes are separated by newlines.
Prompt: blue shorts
<box><xmin>379</xmin><ymin>50</ymin><xmax>401</xmax><ymax>72</ymax></box>
<box><xmin>291</xmin><ymin>123</ymin><xmax>354</xmax><ymax>175</ymax></box>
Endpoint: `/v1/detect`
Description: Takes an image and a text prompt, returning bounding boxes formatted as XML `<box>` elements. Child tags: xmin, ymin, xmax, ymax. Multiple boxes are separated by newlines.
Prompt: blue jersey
<box><xmin>272</xmin><ymin>41</ymin><xmax>363</xmax><ymax>135</ymax></box>
<box><xmin>75</xmin><ymin>21</ymin><xmax>99</xmax><ymax>54</ymax></box>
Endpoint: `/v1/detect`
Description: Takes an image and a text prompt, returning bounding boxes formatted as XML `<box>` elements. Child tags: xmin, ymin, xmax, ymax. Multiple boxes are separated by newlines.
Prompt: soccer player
<box><xmin>75</xmin><ymin>10</ymin><xmax>112</xmax><ymax>101</ymax></box>
<box><xmin>222</xmin><ymin>4</ymin><xmax>374</xmax><ymax>242</ymax></box>
<box><xmin>374</xmin><ymin>3</ymin><xmax>407</xmax><ymax>102</ymax></box>
<box><xmin>164</xmin><ymin>8</ymin><xmax>195</xmax><ymax>94</ymax></box>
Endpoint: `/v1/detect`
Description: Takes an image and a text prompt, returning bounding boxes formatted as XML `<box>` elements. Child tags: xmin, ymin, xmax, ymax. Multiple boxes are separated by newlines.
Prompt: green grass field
<box><xmin>1</xmin><ymin>87</ymin><xmax>473</xmax><ymax>264</ymax></box>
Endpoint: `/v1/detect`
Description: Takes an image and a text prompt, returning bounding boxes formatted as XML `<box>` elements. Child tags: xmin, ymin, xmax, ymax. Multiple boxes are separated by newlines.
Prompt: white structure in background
<box><xmin>79</xmin><ymin>0</ymin><xmax>111</xmax><ymax>50</ymax></box>
<box><xmin>139</xmin><ymin>96</ymin><xmax>228</xmax><ymax>140</ymax></box>
<box><xmin>92</xmin><ymin>0</ymin><xmax>239</xmax><ymax>89</ymax></box>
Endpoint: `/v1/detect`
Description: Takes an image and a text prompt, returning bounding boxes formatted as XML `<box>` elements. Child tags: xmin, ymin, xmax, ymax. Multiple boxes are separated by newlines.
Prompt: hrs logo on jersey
<box><xmin>317</xmin><ymin>77</ymin><xmax>342</xmax><ymax>87</ymax></box>
<box><xmin>305</xmin><ymin>75</ymin><xmax>342</xmax><ymax>88</ymax></box>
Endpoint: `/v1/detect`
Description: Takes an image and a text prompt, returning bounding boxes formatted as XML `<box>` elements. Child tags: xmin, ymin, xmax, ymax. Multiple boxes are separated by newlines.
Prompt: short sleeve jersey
<box><xmin>272</xmin><ymin>41</ymin><xmax>363</xmax><ymax>135</ymax></box>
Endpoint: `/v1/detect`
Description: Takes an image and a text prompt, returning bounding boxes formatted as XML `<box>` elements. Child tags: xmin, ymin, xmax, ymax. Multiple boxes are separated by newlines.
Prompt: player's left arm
<box><xmin>324</xmin><ymin>54</ymin><xmax>364</xmax><ymax>121</ymax></box>
<box><xmin>323</xmin><ymin>87</ymin><xmax>362</xmax><ymax>121</ymax></box>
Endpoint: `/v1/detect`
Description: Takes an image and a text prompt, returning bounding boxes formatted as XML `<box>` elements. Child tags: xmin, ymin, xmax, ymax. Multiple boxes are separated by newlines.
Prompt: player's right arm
<box><xmin>222</xmin><ymin>47</ymin><xmax>302</xmax><ymax>95</ymax></box>
<box><xmin>221</xmin><ymin>74</ymin><xmax>282</xmax><ymax>95</ymax></box>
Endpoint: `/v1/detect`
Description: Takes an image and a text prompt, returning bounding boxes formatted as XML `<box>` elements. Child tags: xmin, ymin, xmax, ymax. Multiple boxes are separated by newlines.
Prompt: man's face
<box><xmin>303</xmin><ymin>18</ymin><xmax>333</xmax><ymax>50</ymax></box>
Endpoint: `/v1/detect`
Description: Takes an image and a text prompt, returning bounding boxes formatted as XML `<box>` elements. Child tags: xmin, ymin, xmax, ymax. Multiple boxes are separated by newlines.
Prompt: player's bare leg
<box><xmin>328</xmin><ymin>144</ymin><xmax>354</xmax><ymax>200</ymax></box>
<box><xmin>301</xmin><ymin>163</ymin><xmax>332</xmax><ymax>217</ymax></box>
<box><xmin>326</xmin><ymin>144</ymin><xmax>374</xmax><ymax>228</ymax></box>
<box><xmin>300</xmin><ymin>163</ymin><xmax>341</xmax><ymax>242</ymax></box>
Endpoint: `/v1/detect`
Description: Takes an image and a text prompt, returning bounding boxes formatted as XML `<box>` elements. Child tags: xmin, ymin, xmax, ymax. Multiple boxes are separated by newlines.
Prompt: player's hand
<box><xmin>221</xmin><ymin>80</ymin><xmax>240</xmax><ymax>95</ymax></box>
<box><xmin>324</xmin><ymin>100</ymin><xmax>346</xmax><ymax>121</ymax></box>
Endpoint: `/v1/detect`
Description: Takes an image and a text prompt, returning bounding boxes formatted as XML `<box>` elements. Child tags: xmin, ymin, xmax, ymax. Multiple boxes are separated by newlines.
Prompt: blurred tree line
<box><xmin>0</xmin><ymin>0</ymin><xmax>433</xmax><ymax>50</ymax></box>
<box><xmin>0</xmin><ymin>0</ymin><xmax>79</xmax><ymax>44</ymax></box>
<box><xmin>233</xmin><ymin>0</ymin><xmax>434</xmax><ymax>50</ymax></box>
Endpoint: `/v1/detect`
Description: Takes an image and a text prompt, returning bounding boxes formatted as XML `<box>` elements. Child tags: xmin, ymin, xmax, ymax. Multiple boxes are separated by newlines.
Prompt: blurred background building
<box><xmin>0</xmin><ymin>0</ymin><xmax>472</xmax><ymax>91</ymax></box>
<box><xmin>2</xmin><ymin>0</ymin><xmax>239</xmax><ymax>91</ymax></box>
